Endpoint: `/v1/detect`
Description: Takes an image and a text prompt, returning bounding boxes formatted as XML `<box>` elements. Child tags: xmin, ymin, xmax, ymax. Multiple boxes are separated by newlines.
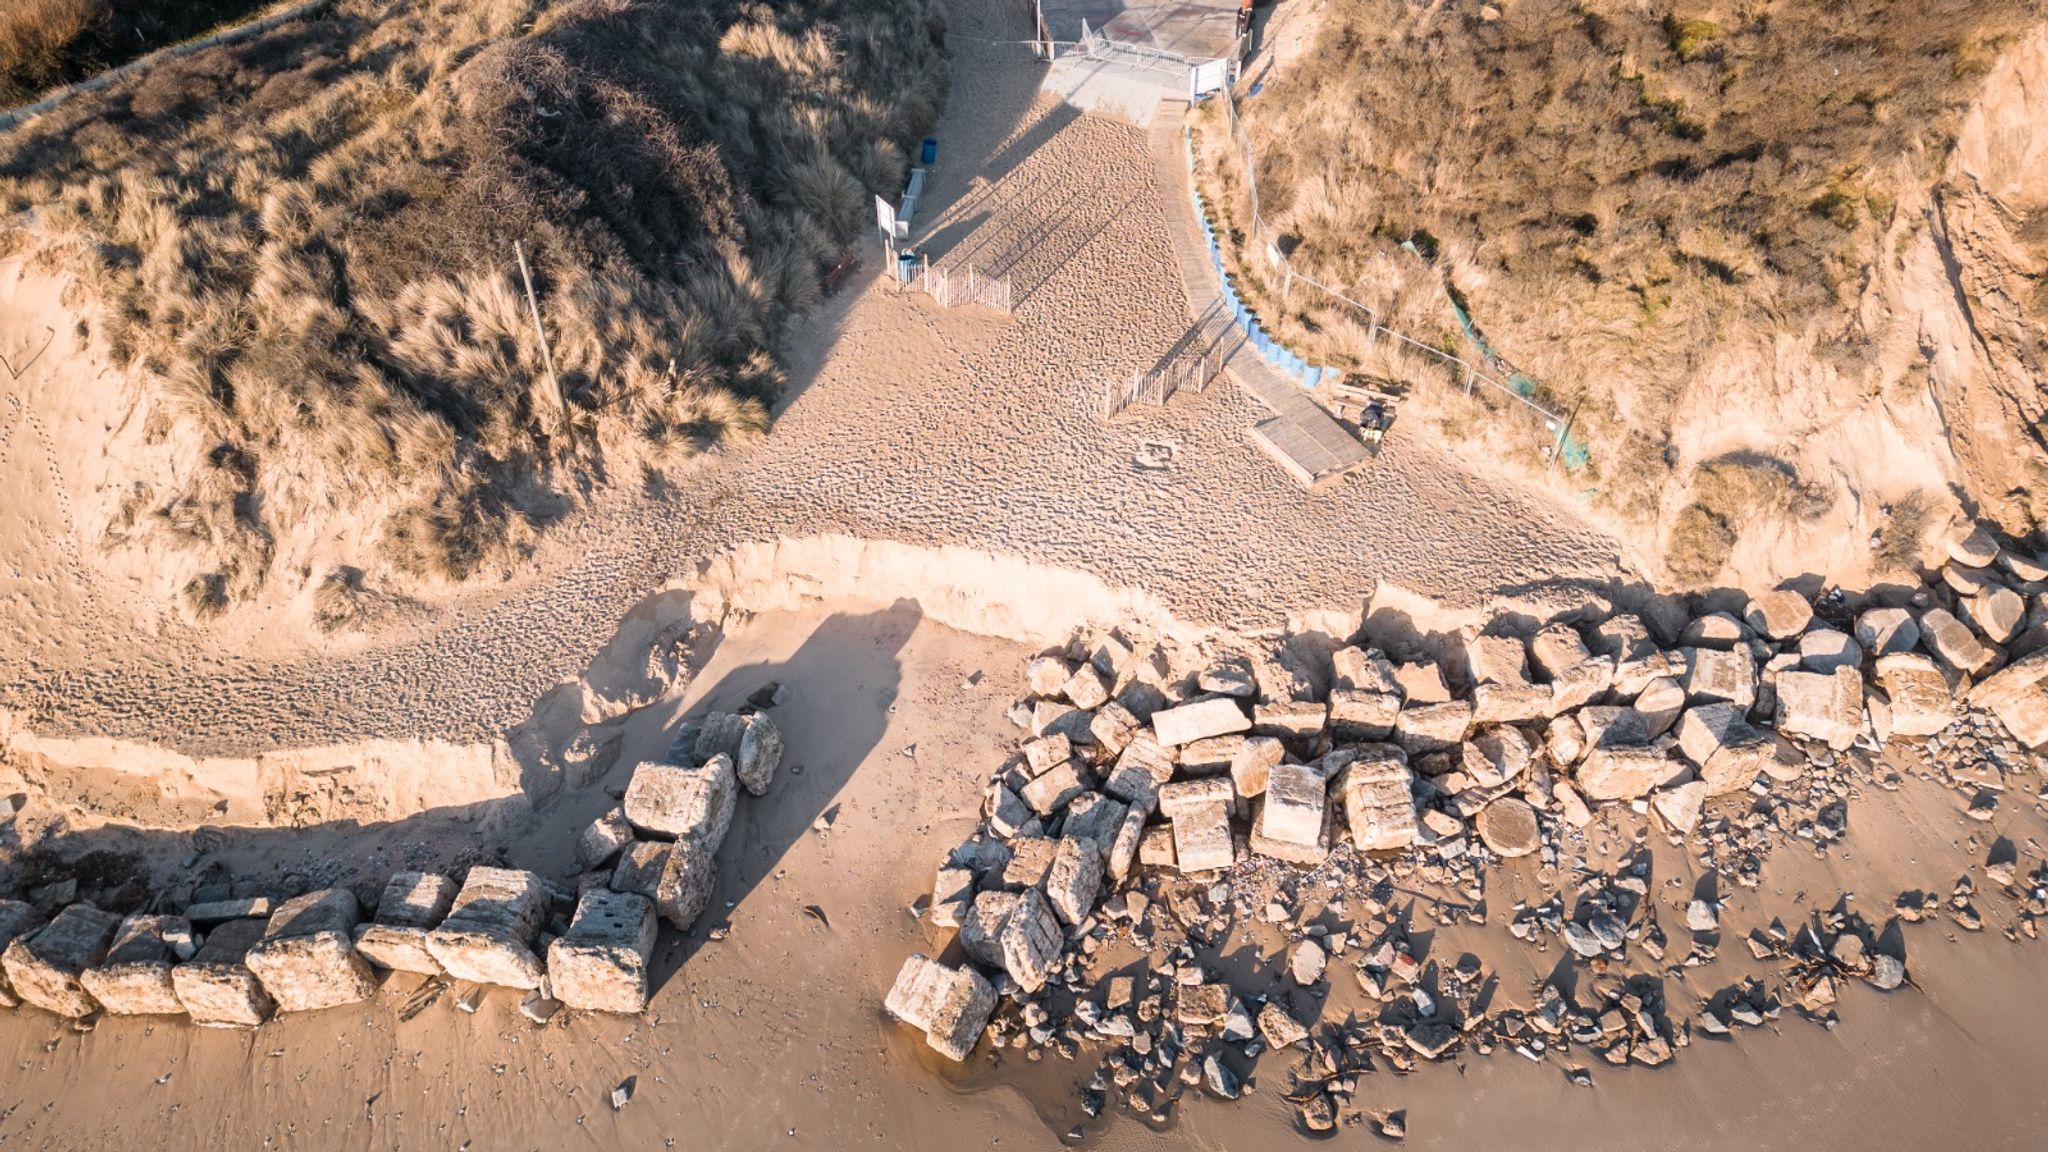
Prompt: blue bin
<box><xmin>920</xmin><ymin>137</ymin><xmax>938</xmax><ymax>165</ymax></box>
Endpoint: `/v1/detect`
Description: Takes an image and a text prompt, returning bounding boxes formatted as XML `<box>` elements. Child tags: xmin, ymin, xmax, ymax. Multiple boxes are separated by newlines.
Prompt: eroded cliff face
<box><xmin>1923</xmin><ymin>26</ymin><xmax>2048</xmax><ymax>537</ymax></box>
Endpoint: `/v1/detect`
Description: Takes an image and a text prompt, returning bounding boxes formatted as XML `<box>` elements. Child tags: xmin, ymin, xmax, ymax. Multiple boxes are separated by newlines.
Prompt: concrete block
<box><xmin>1151</xmin><ymin>697</ymin><xmax>1251</xmax><ymax>746</ymax></box>
<box><xmin>1089</xmin><ymin>702</ymin><xmax>1142</xmax><ymax>755</ymax></box>
<box><xmin>622</xmin><ymin>756</ymin><xmax>736</xmax><ymax>848</ymax></box>
<box><xmin>958</xmin><ymin>891</ymin><xmax>1018</xmax><ymax>968</ymax></box>
<box><xmin>1252</xmin><ymin>700</ymin><xmax>1326</xmax><ymax>740</ymax></box>
<box><xmin>1969</xmin><ymin>647</ymin><xmax>2048</xmax><ymax>748</ymax></box>
<box><xmin>1744</xmin><ymin>590</ymin><xmax>1813</xmax><ymax>640</ymax></box>
<box><xmin>79</xmin><ymin>914</ymin><xmax>189</xmax><ymax>1016</ymax></box>
<box><xmin>1395</xmin><ymin>700</ymin><xmax>1474</xmax><ymax>754</ymax></box>
<box><xmin>1179</xmin><ymin>734</ymin><xmax>1245</xmax><ymax>775</ymax></box>
<box><xmin>610</xmin><ymin>841</ymin><xmax>670</xmax><ymax>897</ymax></box>
<box><xmin>885</xmin><ymin>954</ymin><xmax>996</xmax><ymax>1062</ymax></box>
<box><xmin>1229</xmin><ymin>736</ymin><xmax>1285</xmax><ymax>799</ymax></box>
<box><xmin>1336</xmin><ymin>751</ymin><xmax>1416</xmax><ymax>851</ymax></box>
<box><xmin>184</xmin><ymin>897</ymin><xmax>273</xmax><ymax>924</ymax></box>
<box><xmin>1855</xmin><ymin>607</ymin><xmax>1920</xmax><ymax>656</ymax></box>
<box><xmin>1921</xmin><ymin>607</ymin><xmax>1998</xmax><ymax>675</ymax></box>
<box><xmin>930</xmin><ymin>867</ymin><xmax>976</xmax><ymax>929</ymax></box>
<box><xmin>1044</xmin><ymin>837</ymin><xmax>1102</xmax><ymax>926</ymax></box>
<box><xmin>1157</xmin><ymin>777</ymin><xmax>1235</xmax><ymax>817</ymax></box>
<box><xmin>424</xmin><ymin>868</ymin><xmax>549</xmax><ymax>989</ymax></box>
<box><xmin>579</xmin><ymin>808</ymin><xmax>636</xmax><ymax>868</ymax></box>
<box><xmin>1259</xmin><ymin>761</ymin><xmax>1326</xmax><ymax>845</ymax></box>
<box><xmin>1000</xmin><ymin>837</ymin><xmax>1058</xmax><ymax>890</ymax></box>
<box><xmin>1575</xmin><ymin>745</ymin><xmax>1684</xmax><ymax>802</ymax></box>
<box><xmin>1022</xmin><ymin>733</ymin><xmax>1072</xmax><ymax>776</ymax></box>
<box><xmin>1471</xmin><ymin>681</ymin><xmax>1551</xmax><ymax>724</ymax></box>
<box><xmin>1060</xmin><ymin>792</ymin><xmax>1127</xmax><ymax>854</ymax></box>
<box><xmin>245</xmin><ymin>889</ymin><xmax>375</xmax><ymax>1013</ymax></box>
<box><xmin>172</xmin><ymin>918</ymin><xmax>274</xmax><ymax>1027</ymax></box>
<box><xmin>547</xmin><ymin>888</ymin><xmax>658</xmax><ymax>1013</ymax></box>
<box><xmin>1328</xmin><ymin>688</ymin><xmax>1400</xmax><ymax>740</ymax></box>
<box><xmin>1773</xmin><ymin>666</ymin><xmax>1863</xmax><ymax>750</ymax></box>
<box><xmin>1876</xmin><ymin>653</ymin><xmax>1954</xmax><ymax>737</ymax></box>
<box><xmin>1021</xmin><ymin>758</ymin><xmax>1087</xmax><ymax>815</ymax></box>
<box><xmin>0</xmin><ymin>901</ymin><xmax>46</xmax><ymax>1009</ymax></box>
<box><xmin>1331</xmin><ymin>646</ymin><xmax>1401</xmax><ymax>694</ymax></box>
<box><xmin>655</xmin><ymin>839</ymin><xmax>717</xmax><ymax>930</ymax></box>
<box><xmin>999</xmin><ymin>888</ymin><xmax>1062</xmax><ymax>993</ymax></box>
<box><xmin>2</xmin><ymin>904</ymin><xmax>121</xmax><ymax>1017</ymax></box>
<box><xmin>1107</xmin><ymin>805</ymin><xmax>1148</xmax><ymax>883</ymax></box>
<box><xmin>1465</xmin><ymin>634</ymin><xmax>1530</xmax><ymax>686</ymax></box>
<box><xmin>1684</xmin><ymin>646</ymin><xmax>1757</xmax><ymax>709</ymax></box>
<box><xmin>1170</xmin><ymin>801</ymin><xmax>1235</xmax><ymax>872</ymax></box>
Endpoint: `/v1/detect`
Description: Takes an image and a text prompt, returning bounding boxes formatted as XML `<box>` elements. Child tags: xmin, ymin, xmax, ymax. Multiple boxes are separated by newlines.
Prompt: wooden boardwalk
<box><xmin>1147</xmin><ymin>99</ymin><xmax>1372</xmax><ymax>490</ymax></box>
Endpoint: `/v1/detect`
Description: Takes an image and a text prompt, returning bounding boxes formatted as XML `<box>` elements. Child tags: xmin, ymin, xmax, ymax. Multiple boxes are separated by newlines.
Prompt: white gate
<box><xmin>1190</xmin><ymin>58</ymin><xmax>1228</xmax><ymax>97</ymax></box>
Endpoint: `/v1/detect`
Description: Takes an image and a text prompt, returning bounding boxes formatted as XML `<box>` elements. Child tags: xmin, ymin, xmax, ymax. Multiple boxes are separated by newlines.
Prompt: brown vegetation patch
<box><xmin>0</xmin><ymin>0</ymin><xmax>946</xmax><ymax>605</ymax></box>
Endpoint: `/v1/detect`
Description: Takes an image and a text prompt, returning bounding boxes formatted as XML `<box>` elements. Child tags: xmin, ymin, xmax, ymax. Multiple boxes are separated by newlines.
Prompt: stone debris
<box><xmin>80</xmin><ymin>915</ymin><xmax>190</xmax><ymax>1016</ymax></box>
<box><xmin>690</xmin><ymin>711</ymin><xmax>783</xmax><ymax>796</ymax></box>
<box><xmin>2</xmin><ymin>904</ymin><xmax>122</xmax><ymax>1017</ymax></box>
<box><xmin>886</xmin><ymin>953</ymin><xmax>997</xmax><ymax>1061</ymax></box>
<box><xmin>353</xmin><ymin>871</ymin><xmax>459</xmax><ymax>975</ymax></box>
<box><xmin>245</xmin><ymin>889</ymin><xmax>376</xmax><ymax>1013</ymax></box>
<box><xmin>548</xmin><ymin>888</ymin><xmax>658</xmax><ymax>1013</ymax></box>
<box><xmin>655</xmin><ymin>840</ymin><xmax>717</xmax><ymax>930</ymax></box>
<box><xmin>424</xmin><ymin>868</ymin><xmax>550</xmax><ymax>990</ymax></box>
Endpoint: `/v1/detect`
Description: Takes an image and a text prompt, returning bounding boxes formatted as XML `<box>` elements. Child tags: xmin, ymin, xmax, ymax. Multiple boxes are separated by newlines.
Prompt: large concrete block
<box><xmin>1157</xmin><ymin>777</ymin><xmax>1234</xmax><ymax>817</ymax></box>
<box><xmin>1576</xmin><ymin>745</ymin><xmax>1685</xmax><ymax>802</ymax></box>
<box><xmin>1151</xmin><ymin>697</ymin><xmax>1251</xmax><ymax>746</ymax></box>
<box><xmin>1876</xmin><ymin>653</ymin><xmax>1955</xmax><ymax>737</ymax></box>
<box><xmin>1060</xmin><ymin>792</ymin><xmax>1127</xmax><ymax>855</ymax></box>
<box><xmin>1331</xmin><ymin>646</ymin><xmax>1401</xmax><ymax>694</ymax></box>
<box><xmin>622</xmin><ymin>756</ymin><xmax>737</xmax><ymax>848</ymax></box>
<box><xmin>1677</xmin><ymin>702</ymin><xmax>1800</xmax><ymax>793</ymax></box>
<box><xmin>1684</xmin><ymin>646</ymin><xmax>1757</xmax><ymax>710</ymax></box>
<box><xmin>1744</xmin><ymin>590</ymin><xmax>1813</xmax><ymax>640</ymax></box>
<box><xmin>352</xmin><ymin>871</ymin><xmax>459</xmax><ymax>974</ymax></box>
<box><xmin>1107</xmin><ymin>805</ymin><xmax>1148</xmax><ymax>883</ymax></box>
<box><xmin>1395</xmin><ymin>699</ymin><xmax>1474</xmax><ymax>754</ymax></box>
<box><xmin>885</xmin><ymin>953</ymin><xmax>996</xmax><ymax>1062</ymax></box>
<box><xmin>245</xmin><ymin>889</ymin><xmax>375</xmax><ymax>1013</ymax></box>
<box><xmin>654</xmin><ymin>839</ymin><xmax>717</xmax><ymax>930</ymax></box>
<box><xmin>958</xmin><ymin>891</ymin><xmax>1019</xmax><ymax>968</ymax></box>
<box><xmin>610</xmin><ymin>841</ymin><xmax>671</xmax><ymax>898</ymax></box>
<box><xmin>424</xmin><ymin>868</ymin><xmax>549</xmax><ymax>989</ymax></box>
<box><xmin>1229</xmin><ymin>736</ymin><xmax>1286</xmax><ymax>799</ymax></box>
<box><xmin>172</xmin><ymin>918</ymin><xmax>274</xmax><ymax>1027</ymax></box>
<box><xmin>0</xmin><ymin>901</ymin><xmax>46</xmax><ymax>1009</ymax></box>
<box><xmin>547</xmin><ymin>888</ymin><xmax>658</xmax><ymax>1014</ymax></box>
<box><xmin>1969</xmin><ymin>647</ymin><xmax>2048</xmax><ymax>748</ymax></box>
<box><xmin>1044</xmin><ymin>836</ymin><xmax>1102</xmax><ymax>927</ymax></box>
<box><xmin>1772</xmin><ymin>666</ymin><xmax>1863</xmax><ymax>750</ymax></box>
<box><xmin>1855</xmin><ymin>607</ymin><xmax>1920</xmax><ymax>657</ymax></box>
<box><xmin>1337</xmin><ymin>751</ymin><xmax>1417</xmax><ymax>851</ymax></box>
<box><xmin>1328</xmin><ymin>688</ymin><xmax>1400</xmax><ymax>740</ymax></box>
<box><xmin>1920</xmin><ymin>607</ymin><xmax>1998</xmax><ymax>676</ymax></box>
<box><xmin>1178</xmin><ymin>735</ymin><xmax>1244</xmax><ymax>775</ymax></box>
<box><xmin>694</xmin><ymin>711</ymin><xmax>783</xmax><ymax>796</ymax></box>
<box><xmin>1259</xmin><ymin>761</ymin><xmax>1327</xmax><ymax>846</ymax></box>
<box><xmin>1020</xmin><ymin>758</ymin><xmax>1088</xmax><ymax>815</ymax></box>
<box><xmin>1252</xmin><ymin>700</ymin><xmax>1326</xmax><ymax>740</ymax></box>
<box><xmin>1530</xmin><ymin>625</ymin><xmax>1614</xmax><ymax>712</ymax></box>
<box><xmin>2</xmin><ymin>904</ymin><xmax>123</xmax><ymax>1017</ymax></box>
<box><xmin>1471</xmin><ymin>681</ymin><xmax>1551</xmax><ymax>724</ymax></box>
<box><xmin>80</xmin><ymin>915</ymin><xmax>190</xmax><ymax>1016</ymax></box>
<box><xmin>1466</xmin><ymin>634</ymin><xmax>1530</xmax><ymax>686</ymax></box>
<box><xmin>1170</xmin><ymin>801</ymin><xmax>1235</xmax><ymax>873</ymax></box>
<box><xmin>1102</xmin><ymin>733</ymin><xmax>1175</xmax><ymax>806</ymax></box>
<box><xmin>999</xmin><ymin>888</ymin><xmax>1062</xmax><ymax>993</ymax></box>
<box><xmin>579</xmin><ymin>808</ymin><xmax>636</xmax><ymax>868</ymax></box>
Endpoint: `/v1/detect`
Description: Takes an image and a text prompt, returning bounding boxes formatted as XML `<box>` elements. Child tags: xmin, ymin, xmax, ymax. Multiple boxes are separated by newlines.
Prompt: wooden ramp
<box><xmin>1147</xmin><ymin>99</ymin><xmax>1372</xmax><ymax>491</ymax></box>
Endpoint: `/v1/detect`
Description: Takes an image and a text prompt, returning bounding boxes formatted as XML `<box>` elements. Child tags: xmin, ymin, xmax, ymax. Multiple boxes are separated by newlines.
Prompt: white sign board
<box><xmin>1191</xmin><ymin>58</ymin><xmax>1229</xmax><ymax>97</ymax></box>
<box><xmin>875</xmin><ymin>195</ymin><xmax>897</xmax><ymax>241</ymax></box>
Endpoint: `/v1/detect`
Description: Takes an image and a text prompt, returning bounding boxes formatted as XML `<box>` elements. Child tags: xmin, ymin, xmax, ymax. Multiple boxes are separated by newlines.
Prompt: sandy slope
<box><xmin>0</xmin><ymin>1</ymin><xmax>1626</xmax><ymax>753</ymax></box>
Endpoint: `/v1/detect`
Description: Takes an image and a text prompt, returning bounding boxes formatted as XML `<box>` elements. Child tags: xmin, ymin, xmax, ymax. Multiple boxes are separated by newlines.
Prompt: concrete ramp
<box><xmin>1042</xmin><ymin>55</ymin><xmax>1185</xmax><ymax>125</ymax></box>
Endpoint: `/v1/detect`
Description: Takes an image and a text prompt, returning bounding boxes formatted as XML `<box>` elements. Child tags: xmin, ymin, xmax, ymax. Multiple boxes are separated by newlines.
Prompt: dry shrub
<box><xmin>1221</xmin><ymin>0</ymin><xmax>2039</xmax><ymax>561</ymax></box>
<box><xmin>0</xmin><ymin>0</ymin><xmax>948</xmax><ymax>606</ymax></box>
<box><xmin>1666</xmin><ymin>503</ymin><xmax>1737</xmax><ymax>587</ymax></box>
<box><xmin>0</xmin><ymin>0</ymin><xmax>106</xmax><ymax>105</ymax></box>
<box><xmin>1664</xmin><ymin>454</ymin><xmax>1829</xmax><ymax>585</ymax></box>
<box><xmin>1873</xmin><ymin>491</ymin><xmax>1936</xmax><ymax>573</ymax></box>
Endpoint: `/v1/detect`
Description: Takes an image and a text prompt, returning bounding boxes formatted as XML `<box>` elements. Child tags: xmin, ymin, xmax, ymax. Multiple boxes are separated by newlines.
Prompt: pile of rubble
<box><xmin>0</xmin><ymin>710</ymin><xmax>781</xmax><ymax>1026</ymax></box>
<box><xmin>885</xmin><ymin>525</ymin><xmax>2048</xmax><ymax>1133</ymax></box>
